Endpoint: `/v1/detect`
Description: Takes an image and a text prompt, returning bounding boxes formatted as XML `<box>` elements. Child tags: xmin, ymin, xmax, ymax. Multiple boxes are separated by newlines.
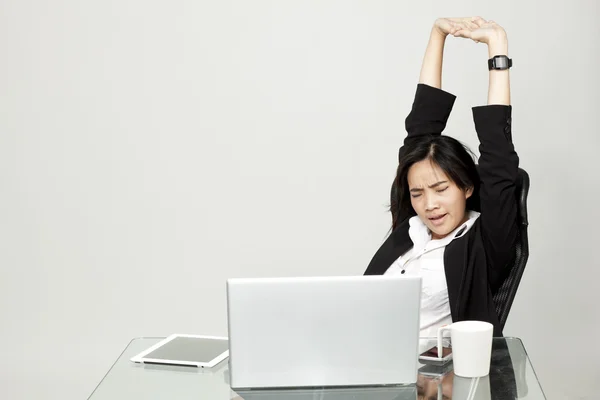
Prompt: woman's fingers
<box><xmin>471</xmin><ymin>16</ymin><xmax>486</xmax><ymax>26</ymax></box>
<box><xmin>454</xmin><ymin>19</ymin><xmax>479</xmax><ymax>32</ymax></box>
<box><xmin>453</xmin><ymin>28</ymin><xmax>470</xmax><ymax>37</ymax></box>
<box><xmin>453</xmin><ymin>29</ymin><xmax>476</xmax><ymax>41</ymax></box>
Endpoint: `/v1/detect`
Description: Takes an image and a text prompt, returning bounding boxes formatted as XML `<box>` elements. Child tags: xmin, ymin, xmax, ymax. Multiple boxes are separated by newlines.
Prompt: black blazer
<box><xmin>363</xmin><ymin>84</ymin><xmax>519</xmax><ymax>337</ymax></box>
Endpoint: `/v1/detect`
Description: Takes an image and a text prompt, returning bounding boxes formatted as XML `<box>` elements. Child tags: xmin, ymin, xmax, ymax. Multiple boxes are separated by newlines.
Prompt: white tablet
<box><xmin>130</xmin><ymin>334</ymin><xmax>229</xmax><ymax>368</ymax></box>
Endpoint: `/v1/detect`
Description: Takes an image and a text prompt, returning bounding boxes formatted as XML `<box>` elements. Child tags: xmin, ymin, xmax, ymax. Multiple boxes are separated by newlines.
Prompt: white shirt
<box><xmin>385</xmin><ymin>211</ymin><xmax>480</xmax><ymax>338</ymax></box>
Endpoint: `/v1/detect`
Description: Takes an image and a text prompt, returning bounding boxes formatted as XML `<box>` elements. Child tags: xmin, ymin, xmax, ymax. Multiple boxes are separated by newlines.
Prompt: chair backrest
<box><xmin>492</xmin><ymin>167</ymin><xmax>530</xmax><ymax>331</ymax></box>
<box><xmin>389</xmin><ymin>167</ymin><xmax>530</xmax><ymax>331</ymax></box>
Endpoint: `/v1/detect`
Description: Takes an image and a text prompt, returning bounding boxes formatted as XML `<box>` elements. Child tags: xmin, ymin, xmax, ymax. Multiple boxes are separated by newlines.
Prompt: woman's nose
<box><xmin>424</xmin><ymin>194</ymin><xmax>439</xmax><ymax>211</ymax></box>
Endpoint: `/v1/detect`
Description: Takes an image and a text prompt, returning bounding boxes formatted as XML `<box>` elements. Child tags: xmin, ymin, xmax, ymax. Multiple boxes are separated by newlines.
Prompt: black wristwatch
<box><xmin>488</xmin><ymin>55</ymin><xmax>512</xmax><ymax>70</ymax></box>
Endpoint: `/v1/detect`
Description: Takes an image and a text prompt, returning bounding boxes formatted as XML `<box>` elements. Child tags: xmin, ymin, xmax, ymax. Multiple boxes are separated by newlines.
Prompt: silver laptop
<box><xmin>234</xmin><ymin>385</ymin><xmax>418</xmax><ymax>400</ymax></box>
<box><xmin>226</xmin><ymin>275</ymin><xmax>421</xmax><ymax>389</ymax></box>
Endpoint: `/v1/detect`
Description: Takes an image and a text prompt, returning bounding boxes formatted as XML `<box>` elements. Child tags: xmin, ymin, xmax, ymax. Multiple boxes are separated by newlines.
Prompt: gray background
<box><xmin>1</xmin><ymin>1</ymin><xmax>598</xmax><ymax>399</ymax></box>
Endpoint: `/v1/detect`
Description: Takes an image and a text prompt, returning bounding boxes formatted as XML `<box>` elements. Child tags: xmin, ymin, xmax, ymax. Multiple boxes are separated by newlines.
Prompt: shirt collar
<box><xmin>408</xmin><ymin>211</ymin><xmax>481</xmax><ymax>253</ymax></box>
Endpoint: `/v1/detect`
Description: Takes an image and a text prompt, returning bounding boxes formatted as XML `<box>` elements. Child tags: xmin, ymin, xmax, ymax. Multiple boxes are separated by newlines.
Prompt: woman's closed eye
<box><xmin>411</xmin><ymin>187</ymin><xmax>447</xmax><ymax>197</ymax></box>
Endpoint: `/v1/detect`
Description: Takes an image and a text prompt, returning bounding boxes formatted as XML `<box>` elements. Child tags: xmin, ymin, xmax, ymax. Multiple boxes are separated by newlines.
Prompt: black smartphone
<box><xmin>418</xmin><ymin>361</ymin><xmax>454</xmax><ymax>377</ymax></box>
<box><xmin>418</xmin><ymin>345</ymin><xmax>453</xmax><ymax>366</ymax></box>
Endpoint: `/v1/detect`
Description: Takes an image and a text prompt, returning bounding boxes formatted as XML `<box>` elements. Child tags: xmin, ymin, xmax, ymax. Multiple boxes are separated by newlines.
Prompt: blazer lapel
<box><xmin>364</xmin><ymin>218</ymin><xmax>414</xmax><ymax>275</ymax></box>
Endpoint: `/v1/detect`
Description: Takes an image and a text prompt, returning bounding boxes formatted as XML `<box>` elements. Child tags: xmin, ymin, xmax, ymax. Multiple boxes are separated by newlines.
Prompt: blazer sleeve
<box><xmin>401</xmin><ymin>83</ymin><xmax>457</xmax><ymax>161</ymax></box>
<box><xmin>392</xmin><ymin>83</ymin><xmax>457</xmax><ymax>223</ymax></box>
<box><xmin>472</xmin><ymin>105</ymin><xmax>520</xmax><ymax>290</ymax></box>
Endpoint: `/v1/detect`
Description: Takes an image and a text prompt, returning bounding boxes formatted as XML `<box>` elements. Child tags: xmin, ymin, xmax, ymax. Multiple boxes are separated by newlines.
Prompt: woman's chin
<box><xmin>429</xmin><ymin>226</ymin><xmax>451</xmax><ymax>240</ymax></box>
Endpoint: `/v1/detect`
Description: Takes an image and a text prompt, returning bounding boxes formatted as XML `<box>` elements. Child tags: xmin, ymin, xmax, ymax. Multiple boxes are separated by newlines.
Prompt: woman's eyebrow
<box><xmin>410</xmin><ymin>181</ymin><xmax>448</xmax><ymax>192</ymax></box>
<box><xmin>429</xmin><ymin>180</ymin><xmax>448</xmax><ymax>188</ymax></box>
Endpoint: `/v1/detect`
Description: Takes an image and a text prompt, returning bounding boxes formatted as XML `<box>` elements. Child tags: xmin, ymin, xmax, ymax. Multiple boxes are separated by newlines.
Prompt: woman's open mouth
<box><xmin>428</xmin><ymin>214</ymin><xmax>447</xmax><ymax>226</ymax></box>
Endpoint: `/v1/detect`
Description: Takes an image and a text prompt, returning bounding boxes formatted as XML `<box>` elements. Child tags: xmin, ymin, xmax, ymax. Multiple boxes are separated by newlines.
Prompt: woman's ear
<box><xmin>465</xmin><ymin>186</ymin><xmax>474</xmax><ymax>199</ymax></box>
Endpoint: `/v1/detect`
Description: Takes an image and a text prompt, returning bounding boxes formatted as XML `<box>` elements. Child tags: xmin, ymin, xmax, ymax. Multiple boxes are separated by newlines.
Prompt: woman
<box><xmin>364</xmin><ymin>17</ymin><xmax>519</xmax><ymax>338</ymax></box>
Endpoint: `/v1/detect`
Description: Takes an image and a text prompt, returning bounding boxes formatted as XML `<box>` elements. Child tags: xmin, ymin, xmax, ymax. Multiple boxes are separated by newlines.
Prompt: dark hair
<box><xmin>390</xmin><ymin>135</ymin><xmax>480</xmax><ymax>230</ymax></box>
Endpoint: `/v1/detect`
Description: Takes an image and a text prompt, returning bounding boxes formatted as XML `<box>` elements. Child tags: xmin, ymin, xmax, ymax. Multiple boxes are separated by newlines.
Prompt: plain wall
<box><xmin>1</xmin><ymin>1</ymin><xmax>598</xmax><ymax>399</ymax></box>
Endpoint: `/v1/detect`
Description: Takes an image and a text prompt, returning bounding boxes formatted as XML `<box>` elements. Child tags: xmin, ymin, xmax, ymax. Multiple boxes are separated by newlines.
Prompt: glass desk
<box><xmin>88</xmin><ymin>337</ymin><xmax>546</xmax><ymax>400</ymax></box>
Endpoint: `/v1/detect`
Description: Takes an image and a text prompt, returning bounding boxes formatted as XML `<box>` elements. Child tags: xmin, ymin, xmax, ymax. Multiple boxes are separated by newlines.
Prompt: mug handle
<box><xmin>436</xmin><ymin>325</ymin><xmax>452</xmax><ymax>358</ymax></box>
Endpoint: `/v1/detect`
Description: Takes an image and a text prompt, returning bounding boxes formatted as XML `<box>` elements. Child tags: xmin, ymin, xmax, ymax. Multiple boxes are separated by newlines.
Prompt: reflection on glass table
<box><xmin>88</xmin><ymin>337</ymin><xmax>546</xmax><ymax>400</ymax></box>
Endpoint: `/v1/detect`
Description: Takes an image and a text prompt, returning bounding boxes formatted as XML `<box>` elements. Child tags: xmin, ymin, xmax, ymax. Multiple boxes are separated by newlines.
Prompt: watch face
<box><xmin>495</xmin><ymin>57</ymin><xmax>508</xmax><ymax>69</ymax></box>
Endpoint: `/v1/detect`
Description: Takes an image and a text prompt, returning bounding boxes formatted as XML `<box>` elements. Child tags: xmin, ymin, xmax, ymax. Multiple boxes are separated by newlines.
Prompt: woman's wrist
<box><xmin>431</xmin><ymin>24</ymin><xmax>448</xmax><ymax>40</ymax></box>
<box><xmin>487</xmin><ymin>31</ymin><xmax>508</xmax><ymax>57</ymax></box>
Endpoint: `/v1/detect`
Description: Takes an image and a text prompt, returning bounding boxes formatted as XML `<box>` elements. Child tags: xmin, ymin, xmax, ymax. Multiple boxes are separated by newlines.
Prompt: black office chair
<box><xmin>492</xmin><ymin>167</ymin><xmax>530</xmax><ymax>331</ymax></box>
<box><xmin>463</xmin><ymin>166</ymin><xmax>531</xmax><ymax>330</ymax></box>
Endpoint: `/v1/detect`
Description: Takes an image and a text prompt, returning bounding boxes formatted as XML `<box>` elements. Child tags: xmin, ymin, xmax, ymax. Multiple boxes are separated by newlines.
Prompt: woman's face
<box><xmin>417</xmin><ymin>372</ymin><xmax>454</xmax><ymax>399</ymax></box>
<box><xmin>407</xmin><ymin>160</ymin><xmax>472</xmax><ymax>240</ymax></box>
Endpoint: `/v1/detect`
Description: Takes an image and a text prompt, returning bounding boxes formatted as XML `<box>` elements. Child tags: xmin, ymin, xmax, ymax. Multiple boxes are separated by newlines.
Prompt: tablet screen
<box><xmin>143</xmin><ymin>336</ymin><xmax>228</xmax><ymax>363</ymax></box>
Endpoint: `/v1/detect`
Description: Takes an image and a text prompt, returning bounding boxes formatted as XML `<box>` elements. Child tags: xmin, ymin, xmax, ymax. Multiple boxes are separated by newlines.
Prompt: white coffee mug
<box><xmin>452</xmin><ymin>375</ymin><xmax>491</xmax><ymax>400</ymax></box>
<box><xmin>437</xmin><ymin>321</ymin><xmax>493</xmax><ymax>378</ymax></box>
